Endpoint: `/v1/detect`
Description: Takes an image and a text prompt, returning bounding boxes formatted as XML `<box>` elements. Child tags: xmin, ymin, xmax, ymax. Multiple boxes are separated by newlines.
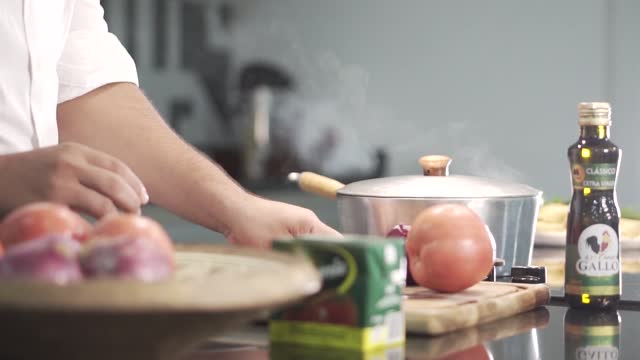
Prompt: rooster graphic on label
<box><xmin>586</xmin><ymin>230</ymin><xmax>611</xmax><ymax>255</ymax></box>
<box><xmin>577</xmin><ymin>224</ymin><xmax>618</xmax><ymax>276</ymax></box>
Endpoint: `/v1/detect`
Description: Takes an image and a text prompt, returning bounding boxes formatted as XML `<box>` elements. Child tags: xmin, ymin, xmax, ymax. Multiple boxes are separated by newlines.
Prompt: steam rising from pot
<box><xmin>231</xmin><ymin>20</ymin><xmax>524</xmax><ymax>183</ymax></box>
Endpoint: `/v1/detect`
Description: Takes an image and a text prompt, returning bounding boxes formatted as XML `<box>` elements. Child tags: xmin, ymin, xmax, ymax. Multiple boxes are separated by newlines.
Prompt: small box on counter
<box><xmin>269</xmin><ymin>235</ymin><xmax>406</xmax><ymax>351</ymax></box>
<box><xmin>270</xmin><ymin>342</ymin><xmax>404</xmax><ymax>360</ymax></box>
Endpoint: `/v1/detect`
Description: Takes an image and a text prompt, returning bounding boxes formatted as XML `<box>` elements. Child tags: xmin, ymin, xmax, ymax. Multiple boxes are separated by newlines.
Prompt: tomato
<box><xmin>91</xmin><ymin>214</ymin><xmax>174</xmax><ymax>259</ymax></box>
<box><xmin>0</xmin><ymin>202</ymin><xmax>92</xmax><ymax>249</ymax></box>
<box><xmin>406</xmin><ymin>204</ymin><xmax>495</xmax><ymax>293</ymax></box>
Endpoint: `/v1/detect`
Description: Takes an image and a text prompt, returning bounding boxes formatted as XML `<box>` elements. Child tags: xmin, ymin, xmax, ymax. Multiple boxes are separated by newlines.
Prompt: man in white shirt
<box><xmin>0</xmin><ymin>0</ymin><xmax>340</xmax><ymax>248</ymax></box>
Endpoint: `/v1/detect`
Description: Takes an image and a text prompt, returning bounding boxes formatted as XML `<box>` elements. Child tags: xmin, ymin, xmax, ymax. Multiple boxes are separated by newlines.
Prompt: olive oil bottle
<box><xmin>565</xmin><ymin>102</ymin><xmax>621</xmax><ymax>310</ymax></box>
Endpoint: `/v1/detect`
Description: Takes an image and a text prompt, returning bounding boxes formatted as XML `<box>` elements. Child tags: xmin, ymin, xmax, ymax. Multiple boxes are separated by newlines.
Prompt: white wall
<box><xmin>229</xmin><ymin>0</ymin><xmax>614</xmax><ymax>202</ymax></box>
<box><xmin>610</xmin><ymin>0</ymin><xmax>640</xmax><ymax>208</ymax></box>
<box><xmin>104</xmin><ymin>0</ymin><xmax>640</xmax><ymax>208</ymax></box>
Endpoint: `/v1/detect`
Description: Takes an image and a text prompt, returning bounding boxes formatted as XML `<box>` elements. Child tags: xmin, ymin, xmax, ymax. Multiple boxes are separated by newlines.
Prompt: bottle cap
<box><xmin>578</xmin><ymin>102</ymin><xmax>611</xmax><ymax>126</ymax></box>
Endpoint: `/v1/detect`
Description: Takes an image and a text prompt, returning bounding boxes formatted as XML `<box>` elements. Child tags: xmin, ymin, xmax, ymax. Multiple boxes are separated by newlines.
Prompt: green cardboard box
<box><xmin>269</xmin><ymin>235</ymin><xmax>406</xmax><ymax>351</ymax></box>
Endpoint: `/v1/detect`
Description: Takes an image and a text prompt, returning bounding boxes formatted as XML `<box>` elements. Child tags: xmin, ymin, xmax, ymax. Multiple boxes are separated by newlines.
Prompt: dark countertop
<box><xmin>181</xmin><ymin>270</ymin><xmax>640</xmax><ymax>360</ymax></box>
<box><xmin>182</xmin><ymin>304</ymin><xmax>636</xmax><ymax>360</ymax></box>
<box><xmin>180</xmin><ymin>303</ymin><xmax>636</xmax><ymax>359</ymax></box>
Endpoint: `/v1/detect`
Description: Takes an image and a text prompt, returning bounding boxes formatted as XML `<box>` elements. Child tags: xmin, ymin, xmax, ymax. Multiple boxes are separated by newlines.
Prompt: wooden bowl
<box><xmin>0</xmin><ymin>244</ymin><xmax>320</xmax><ymax>360</ymax></box>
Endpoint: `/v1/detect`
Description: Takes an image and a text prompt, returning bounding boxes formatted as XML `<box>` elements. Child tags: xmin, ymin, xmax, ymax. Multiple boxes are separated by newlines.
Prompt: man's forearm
<box><xmin>57</xmin><ymin>82</ymin><xmax>248</xmax><ymax>234</ymax></box>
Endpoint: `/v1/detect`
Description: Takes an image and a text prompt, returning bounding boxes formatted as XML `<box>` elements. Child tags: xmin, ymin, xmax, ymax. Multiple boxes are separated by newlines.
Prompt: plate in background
<box><xmin>535</xmin><ymin>230</ymin><xmax>640</xmax><ymax>249</ymax></box>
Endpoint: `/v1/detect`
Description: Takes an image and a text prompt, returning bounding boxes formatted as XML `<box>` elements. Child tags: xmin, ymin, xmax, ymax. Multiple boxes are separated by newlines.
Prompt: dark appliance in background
<box><xmin>101</xmin><ymin>0</ymin><xmax>386</xmax><ymax>189</ymax></box>
<box><xmin>197</xmin><ymin>56</ymin><xmax>387</xmax><ymax>189</ymax></box>
<box><xmin>196</xmin><ymin>54</ymin><xmax>303</xmax><ymax>183</ymax></box>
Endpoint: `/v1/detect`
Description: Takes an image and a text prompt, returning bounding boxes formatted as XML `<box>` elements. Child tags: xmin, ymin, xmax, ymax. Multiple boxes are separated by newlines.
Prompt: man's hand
<box><xmin>224</xmin><ymin>194</ymin><xmax>342</xmax><ymax>249</ymax></box>
<box><xmin>0</xmin><ymin>142</ymin><xmax>148</xmax><ymax>218</ymax></box>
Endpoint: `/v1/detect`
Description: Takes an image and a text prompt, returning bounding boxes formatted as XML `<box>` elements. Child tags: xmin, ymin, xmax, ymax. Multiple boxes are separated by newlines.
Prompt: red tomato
<box><xmin>91</xmin><ymin>214</ymin><xmax>174</xmax><ymax>259</ymax></box>
<box><xmin>0</xmin><ymin>202</ymin><xmax>92</xmax><ymax>249</ymax></box>
<box><xmin>406</xmin><ymin>204</ymin><xmax>495</xmax><ymax>293</ymax></box>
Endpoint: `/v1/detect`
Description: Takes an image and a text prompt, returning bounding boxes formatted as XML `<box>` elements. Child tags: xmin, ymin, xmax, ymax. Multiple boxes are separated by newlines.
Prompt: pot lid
<box><xmin>338</xmin><ymin>155</ymin><xmax>542</xmax><ymax>199</ymax></box>
<box><xmin>338</xmin><ymin>175</ymin><xmax>541</xmax><ymax>199</ymax></box>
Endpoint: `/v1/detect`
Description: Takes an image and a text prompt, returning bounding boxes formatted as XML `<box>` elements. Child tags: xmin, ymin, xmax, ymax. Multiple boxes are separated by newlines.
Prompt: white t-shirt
<box><xmin>0</xmin><ymin>0</ymin><xmax>138</xmax><ymax>154</ymax></box>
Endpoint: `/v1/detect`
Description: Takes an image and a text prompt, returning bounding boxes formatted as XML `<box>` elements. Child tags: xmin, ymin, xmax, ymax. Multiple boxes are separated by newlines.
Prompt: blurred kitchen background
<box><xmin>99</xmin><ymin>0</ymin><xmax>640</xmax><ymax>243</ymax></box>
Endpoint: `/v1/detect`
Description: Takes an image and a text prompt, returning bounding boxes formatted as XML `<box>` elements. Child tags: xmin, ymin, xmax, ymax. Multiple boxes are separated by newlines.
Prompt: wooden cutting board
<box><xmin>404</xmin><ymin>281</ymin><xmax>550</xmax><ymax>335</ymax></box>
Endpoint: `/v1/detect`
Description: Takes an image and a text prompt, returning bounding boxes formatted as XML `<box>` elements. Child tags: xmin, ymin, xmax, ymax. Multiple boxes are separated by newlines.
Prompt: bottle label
<box><xmin>571</xmin><ymin>163</ymin><xmax>617</xmax><ymax>190</ymax></box>
<box><xmin>565</xmin><ymin>325</ymin><xmax>619</xmax><ymax>360</ymax></box>
<box><xmin>574</xmin><ymin>345</ymin><xmax>619</xmax><ymax>360</ymax></box>
<box><xmin>566</xmin><ymin>224</ymin><xmax>620</xmax><ymax>295</ymax></box>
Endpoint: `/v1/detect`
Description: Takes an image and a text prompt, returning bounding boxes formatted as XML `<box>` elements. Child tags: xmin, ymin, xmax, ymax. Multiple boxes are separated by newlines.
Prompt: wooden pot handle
<box><xmin>288</xmin><ymin>172</ymin><xmax>345</xmax><ymax>199</ymax></box>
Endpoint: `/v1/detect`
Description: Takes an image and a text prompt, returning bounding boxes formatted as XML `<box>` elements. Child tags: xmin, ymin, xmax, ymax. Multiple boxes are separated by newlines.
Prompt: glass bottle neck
<box><xmin>580</xmin><ymin>125</ymin><xmax>610</xmax><ymax>139</ymax></box>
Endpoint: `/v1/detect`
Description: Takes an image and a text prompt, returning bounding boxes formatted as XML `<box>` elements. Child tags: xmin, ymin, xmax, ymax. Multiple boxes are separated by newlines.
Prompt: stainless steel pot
<box><xmin>288</xmin><ymin>155</ymin><xmax>543</xmax><ymax>277</ymax></box>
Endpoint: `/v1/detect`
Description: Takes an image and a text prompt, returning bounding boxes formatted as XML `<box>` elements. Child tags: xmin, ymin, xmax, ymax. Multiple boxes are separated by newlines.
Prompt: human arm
<box><xmin>54</xmin><ymin>0</ymin><xmax>339</xmax><ymax>247</ymax></box>
<box><xmin>57</xmin><ymin>83</ymin><xmax>340</xmax><ymax>247</ymax></box>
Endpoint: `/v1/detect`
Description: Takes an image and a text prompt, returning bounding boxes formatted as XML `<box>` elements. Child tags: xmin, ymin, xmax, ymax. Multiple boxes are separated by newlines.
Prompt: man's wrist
<box><xmin>199</xmin><ymin>181</ymin><xmax>254</xmax><ymax>236</ymax></box>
